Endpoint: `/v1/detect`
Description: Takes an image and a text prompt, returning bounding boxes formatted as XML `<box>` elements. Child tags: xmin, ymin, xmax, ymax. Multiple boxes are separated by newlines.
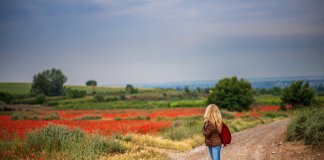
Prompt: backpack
<box><xmin>220</xmin><ymin>122</ymin><xmax>231</xmax><ymax>146</ymax></box>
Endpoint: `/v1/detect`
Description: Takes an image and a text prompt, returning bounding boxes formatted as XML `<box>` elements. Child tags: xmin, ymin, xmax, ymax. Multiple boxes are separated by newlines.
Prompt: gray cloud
<box><xmin>1</xmin><ymin>0</ymin><xmax>324</xmax><ymax>85</ymax></box>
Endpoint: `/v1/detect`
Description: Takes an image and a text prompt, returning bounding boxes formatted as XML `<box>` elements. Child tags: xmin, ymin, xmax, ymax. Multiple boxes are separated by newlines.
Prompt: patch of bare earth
<box><xmin>166</xmin><ymin>119</ymin><xmax>323</xmax><ymax>160</ymax></box>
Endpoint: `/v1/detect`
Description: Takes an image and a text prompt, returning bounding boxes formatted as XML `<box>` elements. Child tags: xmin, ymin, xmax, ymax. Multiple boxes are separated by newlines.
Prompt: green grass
<box><xmin>168</xmin><ymin>99</ymin><xmax>205</xmax><ymax>107</ymax></box>
<box><xmin>316</xmin><ymin>95</ymin><xmax>324</xmax><ymax>105</ymax></box>
<box><xmin>0</xmin><ymin>124</ymin><xmax>127</xmax><ymax>160</ymax></box>
<box><xmin>54</xmin><ymin>99</ymin><xmax>205</xmax><ymax>110</ymax></box>
<box><xmin>254</xmin><ymin>94</ymin><xmax>281</xmax><ymax>105</ymax></box>
<box><xmin>66</xmin><ymin>85</ymin><xmax>124</xmax><ymax>94</ymax></box>
<box><xmin>0</xmin><ymin>83</ymin><xmax>31</xmax><ymax>95</ymax></box>
<box><xmin>161</xmin><ymin>116</ymin><xmax>203</xmax><ymax>141</ymax></box>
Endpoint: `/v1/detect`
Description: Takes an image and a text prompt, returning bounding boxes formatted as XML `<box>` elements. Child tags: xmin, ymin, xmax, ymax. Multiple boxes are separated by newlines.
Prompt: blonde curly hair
<box><xmin>204</xmin><ymin>104</ymin><xmax>223</xmax><ymax>132</ymax></box>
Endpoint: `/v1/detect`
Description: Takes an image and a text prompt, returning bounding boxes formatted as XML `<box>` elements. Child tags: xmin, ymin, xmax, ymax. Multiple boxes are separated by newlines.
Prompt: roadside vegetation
<box><xmin>286</xmin><ymin>107</ymin><xmax>324</xmax><ymax>147</ymax></box>
<box><xmin>1</xmin><ymin>70</ymin><xmax>324</xmax><ymax>159</ymax></box>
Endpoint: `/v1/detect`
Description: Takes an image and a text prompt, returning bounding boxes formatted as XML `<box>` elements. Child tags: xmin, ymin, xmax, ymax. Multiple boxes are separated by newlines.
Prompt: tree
<box><xmin>31</xmin><ymin>68</ymin><xmax>67</xmax><ymax>96</ymax></box>
<box><xmin>271</xmin><ymin>86</ymin><xmax>282</xmax><ymax>96</ymax></box>
<box><xmin>184</xmin><ymin>86</ymin><xmax>190</xmax><ymax>94</ymax></box>
<box><xmin>280</xmin><ymin>81</ymin><xmax>316</xmax><ymax>108</ymax></box>
<box><xmin>207</xmin><ymin>76</ymin><xmax>254</xmax><ymax>111</ymax></box>
<box><xmin>125</xmin><ymin>84</ymin><xmax>138</xmax><ymax>94</ymax></box>
<box><xmin>86</xmin><ymin>80</ymin><xmax>97</xmax><ymax>94</ymax></box>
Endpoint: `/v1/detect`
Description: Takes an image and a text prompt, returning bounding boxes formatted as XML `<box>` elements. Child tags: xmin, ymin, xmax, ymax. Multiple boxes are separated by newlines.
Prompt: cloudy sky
<box><xmin>1</xmin><ymin>0</ymin><xmax>324</xmax><ymax>85</ymax></box>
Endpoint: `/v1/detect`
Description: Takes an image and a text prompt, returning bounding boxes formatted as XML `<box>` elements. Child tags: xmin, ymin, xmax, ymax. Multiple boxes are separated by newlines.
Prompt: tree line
<box><xmin>0</xmin><ymin>68</ymin><xmax>319</xmax><ymax>112</ymax></box>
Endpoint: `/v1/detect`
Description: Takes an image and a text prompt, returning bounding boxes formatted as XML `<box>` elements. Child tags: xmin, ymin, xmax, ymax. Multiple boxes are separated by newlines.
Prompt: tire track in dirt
<box><xmin>167</xmin><ymin>119</ymin><xmax>289</xmax><ymax>160</ymax></box>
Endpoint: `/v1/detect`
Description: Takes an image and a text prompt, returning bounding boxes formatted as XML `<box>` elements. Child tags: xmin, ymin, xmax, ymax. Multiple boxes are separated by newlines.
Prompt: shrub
<box><xmin>125</xmin><ymin>116</ymin><xmax>150</xmax><ymax>121</ymax></box>
<box><xmin>25</xmin><ymin>123</ymin><xmax>126</xmax><ymax>159</ymax></box>
<box><xmin>281</xmin><ymin>81</ymin><xmax>316</xmax><ymax>108</ymax></box>
<box><xmin>64</xmin><ymin>89</ymin><xmax>86</xmax><ymax>98</ymax></box>
<box><xmin>77</xmin><ymin>115</ymin><xmax>102</xmax><ymax>120</ymax></box>
<box><xmin>286</xmin><ymin>108</ymin><xmax>324</xmax><ymax>147</ymax></box>
<box><xmin>112</xmin><ymin>133</ymin><xmax>122</xmax><ymax>140</ymax></box>
<box><xmin>35</xmin><ymin>94</ymin><xmax>46</xmax><ymax>104</ymax></box>
<box><xmin>26</xmin><ymin>124</ymin><xmax>85</xmax><ymax>152</ymax></box>
<box><xmin>207</xmin><ymin>76</ymin><xmax>254</xmax><ymax>111</ymax></box>
<box><xmin>11</xmin><ymin>114</ymin><xmax>29</xmax><ymax>121</ymax></box>
<box><xmin>94</xmin><ymin>94</ymin><xmax>105</xmax><ymax>102</ymax></box>
<box><xmin>30</xmin><ymin>115</ymin><xmax>40</xmax><ymax>120</ymax></box>
<box><xmin>43</xmin><ymin>113</ymin><xmax>60</xmax><ymax>120</ymax></box>
<box><xmin>123</xmin><ymin>134</ymin><xmax>132</xmax><ymax>142</ymax></box>
<box><xmin>106</xmin><ymin>96</ymin><xmax>119</xmax><ymax>102</ymax></box>
<box><xmin>114</xmin><ymin>117</ymin><xmax>122</xmax><ymax>121</ymax></box>
<box><xmin>47</xmin><ymin>101</ymin><xmax>58</xmax><ymax>106</ymax></box>
<box><xmin>91</xmin><ymin>135</ymin><xmax>126</xmax><ymax>154</ymax></box>
<box><xmin>11</xmin><ymin>114</ymin><xmax>40</xmax><ymax>120</ymax></box>
<box><xmin>119</xmin><ymin>94</ymin><xmax>127</xmax><ymax>100</ymax></box>
<box><xmin>0</xmin><ymin>92</ymin><xmax>14</xmax><ymax>104</ymax></box>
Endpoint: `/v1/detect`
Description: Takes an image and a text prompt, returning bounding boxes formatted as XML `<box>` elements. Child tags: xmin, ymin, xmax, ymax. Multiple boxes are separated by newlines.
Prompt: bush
<box><xmin>91</xmin><ymin>135</ymin><xmax>126</xmax><ymax>154</ymax></box>
<box><xmin>11</xmin><ymin>114</ymin><xmax>29</xmax><ymax>121</ymax></box>
<box><xmin>11</xmin><ymin>114</ymin><xmax>40</xmax><ymax>120</ymax></box>
<box><xmin>64</xmin><ymin>89</ymin><xmax>86</xmax><ymax>98</ymax></box>
<box><xmin>25</xmin><ymin>124</ymin><xmax>126</xmax><ymax>159</ymax></box>
<box><xmin>43</xmin><ymin>113</ymin><xmax>60</xmax><ymax>120</ymax></box>
<box><xmin>35</xmin><ymin>94</ymin><xmax>47</xmax><ymax>104</ymax></box>
<box><xmin>123</xmin><ymin>134</ymin><xmax>132</xmax><ymax>142</ymax></box>
<box><xmin>125</xmin><ymin>116</ymin><xmax>150</xmax><ymax>120</ymax></box>
<box><xmin>286</xmin><ymin>108</ymin><xmax>324</xmax><ymax>147</ymax></box>
<box><xmin>0</xmin><ymin>92</ymin><xmax>14</xmax><ymax>104</ymax></box>
<box><xmin>94</xmin><ymin>94</ymin><xmax>105</xmax><ymax>102</ymax></box>
<box><xmin>77</xmin><ymin>115</ymin><xmax>102</xmax><ymax>120</ymax></box>
<box><xmin>106</xmin><ymin>96</ymin><xmax>119</xmax><ymax>102</ymax></box>
<box><xmin>114</xmin><ymin>117</ymin><xmax>122</xmax><ymax>121</ymax></box>
<box><xmin>281</xmin><ymin>81</ymin><xmax>316</xmax><ymax>108</ymax></box>
<box><xmin>112</xmin><ymin>133</ymin><xmax>122</xmax><ymax>140</ymax></box>
<box><xmin>207</xmin><ymin>76</ymin><xmax>254</xmax><ymax>111</ymax></box>
<box><xmin>47</xmin><ymin>101</ymin><xmax>58</xmax><ymax>106</ymax></box>
<box><xmin>27</xmin><ymin>124</ymin><xmax>85</xmax><ymax>152</ymax></box>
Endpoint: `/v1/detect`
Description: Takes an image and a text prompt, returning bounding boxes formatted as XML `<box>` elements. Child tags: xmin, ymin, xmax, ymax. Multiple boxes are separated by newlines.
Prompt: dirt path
<box><xmin>167</xmin><ymin>119</ymin><xmax>290</xmax><ymax>160</ymax></box>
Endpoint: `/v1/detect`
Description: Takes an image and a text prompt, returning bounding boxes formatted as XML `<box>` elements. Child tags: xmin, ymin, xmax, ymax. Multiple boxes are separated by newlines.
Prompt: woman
<box><xmin>202</xmin><ymin>104</ymin><xmax>222</xmax><ymax>160</ymax></box>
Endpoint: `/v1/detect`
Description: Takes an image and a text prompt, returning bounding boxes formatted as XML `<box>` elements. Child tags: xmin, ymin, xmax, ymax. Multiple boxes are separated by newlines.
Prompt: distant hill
<box><xmin>134</xmin><ymin>75</ymin><xmax>324</xmax><ymax>89</ymax></box>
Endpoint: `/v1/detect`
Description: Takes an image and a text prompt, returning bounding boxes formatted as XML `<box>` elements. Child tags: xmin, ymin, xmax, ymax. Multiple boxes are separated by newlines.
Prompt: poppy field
<box><xmin>0</xmin><ymin>105</ymin><xmax>289</xmax><ymax>139</ymax></box>
<box><xmin>0</xmin><ymin>108</ymin><xmax>205</xmax><ymax>139</ymax></box>
<box><xmin>0</xmin><ymin>104</ymin><xmax>291</xmax><ymax>160</ymax></box>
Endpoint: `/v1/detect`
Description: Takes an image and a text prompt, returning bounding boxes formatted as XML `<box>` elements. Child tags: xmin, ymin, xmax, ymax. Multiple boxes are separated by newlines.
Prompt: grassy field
<box><xmin>0</xmin><ymin>107</ymin><xmax>290</xmax><ymax>159</ymax></box>
<box><xmin>0</xmin><ymin>82</ymin><xmax>131</xmax><ymax>95</ymax></box>
<box><xmin>254</xmin><ymin>94</ymin><xmax>281</xmax><ymax>105</ymax></box>
<box><xmin>0</xmin><ymin>83</ymin><xmax>31</xmax><ymax>95</ymax></box>
<box><xmin>53</xmin><ymin>99</ymin><xmax>205</xmax><ymax>110</ymax></box>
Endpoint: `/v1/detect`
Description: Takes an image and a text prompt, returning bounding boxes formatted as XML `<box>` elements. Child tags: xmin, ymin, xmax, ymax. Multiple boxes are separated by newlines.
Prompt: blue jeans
<box><xmin>208</xmin><ymin>145</ymin><xmax>221</xmax><ymax>160</ymax></box>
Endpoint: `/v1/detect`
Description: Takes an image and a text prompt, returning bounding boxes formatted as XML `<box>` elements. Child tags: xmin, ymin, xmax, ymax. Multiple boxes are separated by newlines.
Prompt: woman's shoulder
<box><xmin>204</xmin><ymin>121</ymin><xmax>215</xmax><ymax>127</ymax></box>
